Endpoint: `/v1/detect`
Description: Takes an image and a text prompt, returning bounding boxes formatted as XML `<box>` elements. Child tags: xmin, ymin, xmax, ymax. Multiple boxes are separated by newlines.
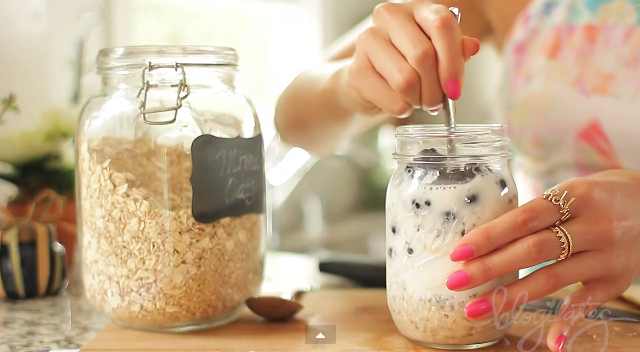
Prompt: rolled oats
<box><xmin>387</xmin><ymin>293</ymin><xmax>511</xmax><ymax>345</ymax></box>
<box><xmin>79</xmin><ymin>137</ymin><xmax>264</xmax><ymax>331</ymax></box>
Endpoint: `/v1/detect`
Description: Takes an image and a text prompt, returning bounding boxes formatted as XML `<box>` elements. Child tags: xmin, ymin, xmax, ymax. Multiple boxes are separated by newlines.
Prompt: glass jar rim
<box><xmin>393</xmin><ymin>123</ymin><xmax>512</xmax><ymax>163</ymax></box>
<box><xmin>395</xmin><ymin>123</ymin><xmax>506</xmax><ymax>139</ymax></box>
<box><xmin>96</xmin><ymin>45</ymin><xmax>239</xmax><ymax>74</ymax></box>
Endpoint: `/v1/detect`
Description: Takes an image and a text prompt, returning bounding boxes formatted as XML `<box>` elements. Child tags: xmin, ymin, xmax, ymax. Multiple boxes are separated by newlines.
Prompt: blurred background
<box><xmin>0</xmin><ymin>0</ymin><xmax>505</xmax><ymax>264</ymax></box>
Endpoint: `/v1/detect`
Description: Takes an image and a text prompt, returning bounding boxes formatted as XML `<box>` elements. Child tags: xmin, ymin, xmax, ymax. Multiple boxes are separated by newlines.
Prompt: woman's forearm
<box><xmin>274</xmin><ymin>59</ymin><xmax>385</xmax><ymax>156</ymax></box>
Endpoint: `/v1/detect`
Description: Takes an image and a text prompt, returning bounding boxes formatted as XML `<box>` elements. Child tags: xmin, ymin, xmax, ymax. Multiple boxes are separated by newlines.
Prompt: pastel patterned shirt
<box><xmin>501</xmin><ymin>0</ymin><xmax>640</xmax><ymax>204</ymax></box>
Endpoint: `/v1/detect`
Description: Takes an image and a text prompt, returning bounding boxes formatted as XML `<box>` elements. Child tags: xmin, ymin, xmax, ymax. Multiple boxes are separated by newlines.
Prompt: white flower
<box><xmin>58</xmin><ymin>138</ymin><xmax>76</xmax><ymax>169</ymax></box>
<box><xmin>0</xmin><ymin>127</ymin><xmax>63</xmax><ymax>165</ymax></box>
<box><xmin>0</xmin><ymin>104</ymin><xmax>80</xmax><ymax>166</ymax></box>
<box><xmin>42</xmin><ymin>104</ymin><xmax>82</xmax><ymax>137</ymax></box>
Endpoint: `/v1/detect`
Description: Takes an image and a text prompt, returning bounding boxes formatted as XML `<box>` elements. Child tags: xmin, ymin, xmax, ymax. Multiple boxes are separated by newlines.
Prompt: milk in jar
<box><xmin>386</xmin><ymin>125</ymin><xmax>519</xmax><ymax>349</ymax></box>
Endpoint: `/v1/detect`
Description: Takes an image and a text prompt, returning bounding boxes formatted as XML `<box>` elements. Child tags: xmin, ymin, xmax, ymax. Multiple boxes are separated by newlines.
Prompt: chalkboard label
<box><xmin>190</xmin><ymin>134</ymin><xmax>265</xmax><ymax>224</ymax></box>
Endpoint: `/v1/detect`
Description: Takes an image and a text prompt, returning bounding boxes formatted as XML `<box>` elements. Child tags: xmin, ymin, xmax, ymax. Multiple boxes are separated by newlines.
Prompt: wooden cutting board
<box><xmin>81</xmin><ymin>289</ymin><xmax>640</xmax><ymax>352</ymax></box>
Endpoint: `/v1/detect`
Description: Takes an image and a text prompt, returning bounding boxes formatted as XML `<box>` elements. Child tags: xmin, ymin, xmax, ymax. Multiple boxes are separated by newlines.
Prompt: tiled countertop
<box><xmin>0</xmin><ymin>269</ymin><xmax>109</xmax><ymax>352</ymax></box>
<box><xmin>0</xmin><ymin>251</ymin><xmax>357</xmax><ymax>352</ymax></box>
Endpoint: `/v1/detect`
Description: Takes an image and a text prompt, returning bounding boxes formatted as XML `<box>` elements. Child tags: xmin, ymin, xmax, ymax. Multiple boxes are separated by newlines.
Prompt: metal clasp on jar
<box><xmin>136</xmin><ymin>61</ymin><xmax>191</xmax><ymax>125</ymax></box>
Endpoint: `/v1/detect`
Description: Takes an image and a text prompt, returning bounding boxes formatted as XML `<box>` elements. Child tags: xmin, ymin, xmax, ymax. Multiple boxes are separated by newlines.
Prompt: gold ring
<box><xmin>550</xmin><ymin>225</ymin><xmax>573</xmax><ymax>261</ymax></box>
<box><xmin>542</xmin><ymin>188</ymin><xmax>575</xmax><ymax>225</ymax></box>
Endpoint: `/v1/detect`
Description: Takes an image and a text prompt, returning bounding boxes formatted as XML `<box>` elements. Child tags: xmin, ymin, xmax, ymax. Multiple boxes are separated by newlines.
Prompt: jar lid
<box><xmin>96</xmin><ymin>45</ymin><xmax>238</xmax><ymax>74</ymax></box>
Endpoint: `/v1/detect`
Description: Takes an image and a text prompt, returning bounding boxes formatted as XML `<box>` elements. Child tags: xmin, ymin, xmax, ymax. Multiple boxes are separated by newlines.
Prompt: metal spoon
<box><xmin>245</xmin><ymin>283</ymin><xmax>318</xmax><ymax>321</ymax></box>
<box><xmin>443</xmin><ymin>7</ymin><xmax>462</xmax><ymax>155</ymax></box>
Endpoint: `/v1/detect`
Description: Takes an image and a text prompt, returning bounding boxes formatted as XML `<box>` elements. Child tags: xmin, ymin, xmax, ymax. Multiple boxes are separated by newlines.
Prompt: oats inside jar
<box><xmin>79</xmin><ymin>137</ymin><xmax>264</xmax><ymax>331</ymax></box>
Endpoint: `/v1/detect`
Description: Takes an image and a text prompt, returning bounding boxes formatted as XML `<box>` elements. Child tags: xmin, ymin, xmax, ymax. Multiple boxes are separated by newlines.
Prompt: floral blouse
<box><xmin>501</xmin><ymin>0</ymin><xmax>640</xmax><ymax>204</ymax></box>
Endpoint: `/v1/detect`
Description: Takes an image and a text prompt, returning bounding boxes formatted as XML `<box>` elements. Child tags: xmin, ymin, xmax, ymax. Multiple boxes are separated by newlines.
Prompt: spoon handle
<box><xmin>279</xmin><ymin>283</ymin><xmax>320</xmax><ymax>301</ymax></box>
<box><xmin>443</xmin><ymin>7</ymin><xmax>462</xmax><ymax>129</ymax></box>
<box><xmin>279</xmin><ymin>289</ymin><xmax>299</xmax><ymax>301</ymax></box>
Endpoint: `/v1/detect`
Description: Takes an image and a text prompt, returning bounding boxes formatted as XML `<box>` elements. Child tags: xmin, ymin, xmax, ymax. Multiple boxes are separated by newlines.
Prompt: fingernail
<box><xmin>464</xmin><ymin>299</ymin><xmax>492</xmax><ymax>319</ymax></box>
<box><xmin>426</xmin><ymin>108</ymin><xmax>441</xmax><ymax>116</ymax></box>
<box><xmin>394</xmin><ymin>108</ymin><xmax>414</xmax><ymax>119</ymax></box>
<box><xmin>555</xmin><ymin>334</ymin><xmax>566</xmax><ymax>352</ymax></box>
<box><xmin>446</xmin><ymin>270</ymin><xmax>470</xmax><ymax>290</ymax></box>
<box><xmin>446</xmin><ymin>79</ymin><xmax>461</xmax><ymax>100</ymax></box>
<box><xmin>423</xmin><ymin>103</ymin><xmax>442</xmax><ymax>110</ymax></box>
<box><xmin>450</xmin><ymin>244</ymin><xmax>474</xmax><ymax>262</ymax></box>
<box><xmin>423</xmin><ymin>104</ymin><xmax>442</xmax><ymax>116</ymax></box>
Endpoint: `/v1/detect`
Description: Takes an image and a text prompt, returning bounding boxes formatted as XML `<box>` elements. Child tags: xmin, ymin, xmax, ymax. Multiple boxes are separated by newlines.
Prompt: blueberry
<box><xmin>434</xmin><ymin>163</ymin><xmax>484</xmax><ymax>185</ymax></box>
<box><xmin>391</xmin><ymin>226</ymin><xmax>397</xmax><ymax>234</ymax></box>
<box><xmin>464</xmin><ymin>194</ymin><xmax>478</xmax><ymax>204</ymax></box>
<box><xmin>405</xmin><ymin>166</ymin><xmax>414</xmax><ymax>177</ymax></box>
<box><xmin>418</xmin><ymin>148</ymin><xmax>442</xmax><ymax>157</ymax></box>
<box><xmin>388</xmin><ymin>247</ymin><xmax>394</xmax><ymax>258</ymax></box>
<box><xmin>499</xmin><ymin>179</ymin><xmax>507</xmax><ymax>191</ymax></box>
<box><xmin>466</xmin><ymin>163</ymin><xmax>489</xmax><ymax>174</ymax></box>
<box><xmin>443</xmin><ymin>210</ymin><xmax>456</xmax><ymax>222</ymax></box>
<box><xmin>415</xmin><ymin>148</ymin><xmax>445</xmax><ymax>163</ymax></box>
<box><xmin>413</xmin><ymin>152</ymin><xmax>488</xmax><ymax>185</ymax></box>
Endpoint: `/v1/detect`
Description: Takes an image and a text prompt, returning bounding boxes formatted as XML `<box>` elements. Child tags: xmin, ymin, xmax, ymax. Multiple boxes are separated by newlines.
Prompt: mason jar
<box><xmin>76</xmin><ymin>46</ymin><xmax>266</xmax><ymax>332</ymax></box>
<box><xmin>385</xmin><ymin>124</ymin><xmax>519</xmax><ymax>349</ymax></box>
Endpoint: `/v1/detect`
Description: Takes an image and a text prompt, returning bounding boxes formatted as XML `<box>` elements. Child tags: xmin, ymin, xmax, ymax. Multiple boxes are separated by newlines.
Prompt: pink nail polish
<box><xmin>450</xmin><ymin>244</ymin><xmax>474</xmax><ymax>262</ymax></box>
<box><xmin>555</xmin><ymin>334</ymin><xmax>566</xmax><ymax>352</ymax></box>
<box><xmin>464</xmin><ymin>299</ymin><xmax>492</xmax><ymax>319</ymax></box>
<box><xmin>446</xmin><ymin>270</ymin><xmax>470</xmax><ymax>290</ymax></box>
<box><xmin>446</xmin><ymin>79</ymin><xmax>461</xmax><ymax>100</ymax></box>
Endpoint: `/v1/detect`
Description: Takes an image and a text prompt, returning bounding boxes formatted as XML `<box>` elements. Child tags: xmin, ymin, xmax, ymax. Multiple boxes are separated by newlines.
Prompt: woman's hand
<box><xmin>345</xmin><ymin>0</ymin><xmax>481</xmax><ymax>118</ymax></box>
<box><xmin>445</xmin><ymin>169</ymin><xmax>640</xmax><ymax>352</ymax></box>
